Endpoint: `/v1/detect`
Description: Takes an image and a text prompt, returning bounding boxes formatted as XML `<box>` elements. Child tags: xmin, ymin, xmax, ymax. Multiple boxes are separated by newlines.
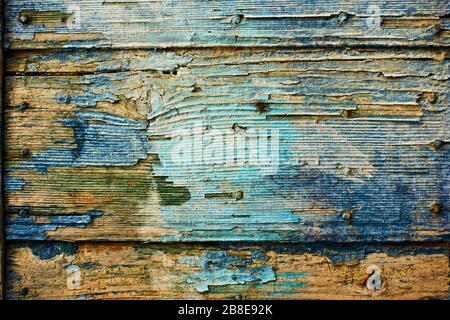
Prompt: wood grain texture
<box><xmin>2</xmin><ymin>0</ymin><xmax>449</xmax><ymax>301</ymax></box>
<box><xmin>0</xmin><ymin>0</ymin><xmax>5</xmax><ymax>300</ymax></box>
<box><xmin>5</xmin><ymin>242</ymin><xmax>449</xmax><ymax>300</ymax></box>
<box><xmin>3</xmin><ymin>0</ymin><xmax>450</xmax><ymax>49</ymax></box>
<box><xmin>4</xmin><ymin>48</ymin><xmax>449</xmax><ymax>242</ymax></box>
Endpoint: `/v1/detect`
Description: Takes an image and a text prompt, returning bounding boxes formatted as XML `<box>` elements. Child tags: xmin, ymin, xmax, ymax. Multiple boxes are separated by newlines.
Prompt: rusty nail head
<box><xmin>431</xmin><ymin>24</ymin><xmax>441</xmax><ymax>34</ymax></box>
<box><xmin>233</xmin><ymin>191</ymin><xmax>244</xmax><ymax>200</ymax></box>
<box><xmin>338</xmin><ymin>12</ymin><xmax>348</xmax><ymax>23</ymax></box>
<box><xmin>255</xmin><ymin>101</ymin><xmax>269</xmax><ymax>113</ymax></box>
<box><xmin>18</xmin><ymin>15</ymin><xmax>30</xmax><ymax>24</ymax></box>
<box><xmin>342</xmin><ymin>110</ymin><xmax>351</xmax><ymax>118</ymax></box>
<box><xmin>231</xmin><ymin>14</ymin><xmax>244</xmax><ymax>24</ymax></box>
<box><xmin>430</xmin><ymin>203</ymin><xmax>441</xmax><ymax>215</ymax></box>
<box><xmin>342</xmin><ymin>211</ymin><xmax>352</xmax><ymax>222</ymax></box>
<box><xmin>430</xmin><ymin>139</ymin><xmax>444</xmax><ymax>151</ymax></box>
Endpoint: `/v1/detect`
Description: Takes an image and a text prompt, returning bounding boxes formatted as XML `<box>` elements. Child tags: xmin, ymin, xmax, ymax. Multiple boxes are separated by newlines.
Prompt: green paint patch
<box><xmin>154</xmin><ymin>176</ymin><xmax>191</xmax><ymax>206</ymax></box>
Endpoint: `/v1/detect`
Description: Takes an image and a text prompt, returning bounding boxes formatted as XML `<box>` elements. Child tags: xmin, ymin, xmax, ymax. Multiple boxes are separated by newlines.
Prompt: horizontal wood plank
<box><xmin>4</xmin><ymin>48</ymin><xmax>449</xmax><ymax>242</ymax></box>
<box><xmin>4</xmin><ymin>0</ymin><xmax>450</xmax><ymax>49</ymax></box>
<box><xmin>0</xmin><ymin>1</ymin><xmax>5</xmax><ymax>299</ymax></box>
<box><xmin>5</xmin><ymin>242</ymin><xmax>449</xmax><ymax>300</ymax></box>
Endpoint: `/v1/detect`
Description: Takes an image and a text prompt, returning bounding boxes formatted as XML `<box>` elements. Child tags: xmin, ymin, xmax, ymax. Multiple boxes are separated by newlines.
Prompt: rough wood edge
<box><xmin>0</xmin><ymin>0</ymin><xmax>5</xmax><ymax>300</ymax></box>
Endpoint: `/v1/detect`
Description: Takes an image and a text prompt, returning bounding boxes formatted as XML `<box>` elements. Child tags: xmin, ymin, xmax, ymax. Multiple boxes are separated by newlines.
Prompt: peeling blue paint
<box><xmin>56</xmin><ymin>92</ymin><xmax>119</xmax><ymax>108</ymax></box>
<box><xmin>5</xmin><ymin>176</ymin><xmax>26</xmax><ymax>192</ymax></box>
<box><xmin>29</xmin><ymin>242</ymin><xmax>79</xmax><ymax>260</ymax></box>
<box><xmin>19</xmin><ymin>111</ymin><xmax>151</xmax><ymax>173</ymax></box>
<box><xmin>179</xmin><ymin>251</ymin><xmax>276</xmax><ymax>292</ymax></box>
<box><xmin>6</xmin><ymin>210</ymin><xmax>103</xmax><ymax>240</ymax></box>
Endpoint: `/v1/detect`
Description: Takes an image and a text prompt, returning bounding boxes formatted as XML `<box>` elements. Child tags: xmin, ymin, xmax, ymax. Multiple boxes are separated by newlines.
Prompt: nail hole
<box><xmin>255</xmin><ymin>101</ymin><xmax>269</xmax><ymax>113</ymax></box>
<box><xmin>20</xmin><ymin>148</ymin><xmax>30</xmax><ymax>157</ymax></box>
<box><xmin>342</xmin><ymin>211</ymin><xmax>352</xmax><ymax>222</ymax></box>
<box><xmin>20</xmin><ymin>288</ymin><xmax>29</xmax><ymax>296</ymax></box>
<box><xmin>19</xmin><ymin>102</ymin><xmax>29</xmax><ymax>111</ymax></box>
<box><xmin>342</xmin><ymin>110</ymin><xmax>351</xmax><ymax>118</ymax></box>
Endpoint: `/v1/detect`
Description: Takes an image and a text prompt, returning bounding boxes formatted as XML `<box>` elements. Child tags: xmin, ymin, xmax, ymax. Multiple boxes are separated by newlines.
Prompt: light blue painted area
<box><xmin>4</xmin><ymin>1</ymin><xmax>450</xmax><ymax>48</ymax></box>
<box><xmin>6</xmin><ymin>210</ymin><xmax>103</xmax><ymax>240</ymax></box>
<box><xmin>190</xmin><ymin>267</ymin><xmax>275</xmax><ymax>293</ymax></box>
<box><xmin>179</xmin><ymin>251</ymin><xmax>276</xmax><ymax>292</ymax></box>
<box><xmin>50</xmin><ymin>213</ymin><xmax>101</xmax><ymax>224</ymax></box>
<box><xmin>56</xmin><ymin>92</ymin><xmax>119</xmax><ymax>108</ymax></box>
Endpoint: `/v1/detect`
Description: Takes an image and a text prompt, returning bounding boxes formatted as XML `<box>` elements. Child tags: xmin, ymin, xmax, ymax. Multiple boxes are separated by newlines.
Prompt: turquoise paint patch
<box><xmin>277</xmin><ymin>272</ymin><xmax>310</xmax><ymax>279</ymax></box>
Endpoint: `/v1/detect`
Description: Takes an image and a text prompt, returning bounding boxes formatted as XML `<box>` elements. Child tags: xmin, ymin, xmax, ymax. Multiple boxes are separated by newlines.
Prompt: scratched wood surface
<box><xmin>5</xmin><ymin>242</ymin><xmax>449</xmax><ymax>300</ymax></box>
<box><xmin>2</xmin><ymin>0</ymin><xmax>449</xmax><ymax>300</ymax></box>
<box><xmin>3</xmin><ymin>0</ymin><xmax>450</xmax><ymax>49</ymax></box>
<box><xmin>3</xmin><ymin>48</ymin><xmax>449</xmax><ymax>242</ymax></box>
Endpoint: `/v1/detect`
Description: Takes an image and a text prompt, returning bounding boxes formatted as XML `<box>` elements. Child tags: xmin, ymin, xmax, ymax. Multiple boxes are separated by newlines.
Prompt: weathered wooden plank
<box><xmin>4</xmin><ymin>0</ymin><xmax>450</xmax><ymax>49</ymax></box>
<box><xmin>5</xmin><ymin>242</ymin><xmax>448</xmax><ymax>300</ymax></box>
<box><xmin>4</xmin><ymin>48</ymin><xmax>449</xmax><ymax>242</ymax></box>
<box><xmin>0</xmin><ymin>0</ymin><xmax>5</xmax><ymax>300</ymax></box>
